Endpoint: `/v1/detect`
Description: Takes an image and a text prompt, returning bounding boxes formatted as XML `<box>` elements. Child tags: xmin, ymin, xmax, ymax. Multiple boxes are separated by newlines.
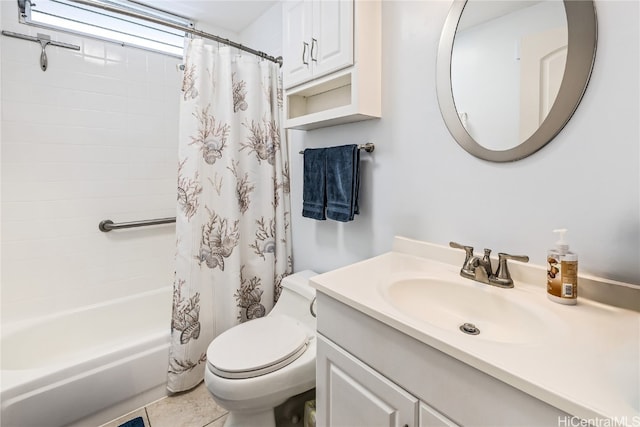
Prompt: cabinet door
<box><xmin>420</xmin><ymin>402</ymin><xmax>459</xmax><ymax>427</ymax></box>
<box><xmin>311</xmin><ymin>0</ymin><xmax>354</xmax><ymax>79</ymax></box>
<box><xmin>317</xmin><ymin>335</ymin><xmax>419</xmax><ymax>427</ymax></box>
<box><xmin>283</xmin><ymin>0</ymin><xmax>313</xmax><ymax>88</ymax></box>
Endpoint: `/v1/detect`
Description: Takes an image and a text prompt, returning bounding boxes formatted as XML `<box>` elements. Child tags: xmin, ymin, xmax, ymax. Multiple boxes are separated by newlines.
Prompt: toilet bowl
<box><xmin>204</xmin><ymin>270</ymin><xmax>318</xmax><ymax>427</ymax></box>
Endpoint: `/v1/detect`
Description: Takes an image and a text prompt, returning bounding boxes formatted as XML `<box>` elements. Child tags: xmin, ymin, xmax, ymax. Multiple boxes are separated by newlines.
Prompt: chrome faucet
<box><xmin>449</xmin><ymin>242</ymin><xmax>529</xmax><ymax>288</ymax></box>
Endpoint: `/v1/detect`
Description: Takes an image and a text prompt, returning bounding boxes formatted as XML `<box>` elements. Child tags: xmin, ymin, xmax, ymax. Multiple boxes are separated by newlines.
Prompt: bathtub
<box><xmin>1</xmin><ymin>287</ymin><xmax>173</xmax><ymax>427</ymax></box>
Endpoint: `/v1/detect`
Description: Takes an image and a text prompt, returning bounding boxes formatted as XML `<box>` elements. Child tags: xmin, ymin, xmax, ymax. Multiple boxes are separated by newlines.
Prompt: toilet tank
<box><xmin>269</xmin><ymin>270</ymin><xmax>318</xmax><ymax>328</ymax></box>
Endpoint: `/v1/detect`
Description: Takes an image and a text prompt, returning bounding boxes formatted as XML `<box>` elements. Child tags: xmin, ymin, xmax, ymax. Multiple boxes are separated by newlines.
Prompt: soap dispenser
<box><xmin>546</xmin><ymin>229</ymin><xmax>578</xmax><ymax>305</ymax></box>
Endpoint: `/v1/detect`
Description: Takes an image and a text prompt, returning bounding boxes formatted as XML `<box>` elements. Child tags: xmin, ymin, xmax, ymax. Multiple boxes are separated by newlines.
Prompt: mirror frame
<box><xmin>437</xmin><ymin>0</ymin><xmax>597</xmax><ymax>162</ymax></box>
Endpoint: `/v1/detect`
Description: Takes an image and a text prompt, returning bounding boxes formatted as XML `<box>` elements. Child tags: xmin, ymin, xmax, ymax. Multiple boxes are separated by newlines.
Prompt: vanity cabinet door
<box><xmin>419</xmin><ymin>402</ymin><xmax>459</xmax><ymax>427</ymax></box>
<box><xmin>317</xmin><ymin>335</ymin><xmax>419</xmax><ymax>427</ymax></box>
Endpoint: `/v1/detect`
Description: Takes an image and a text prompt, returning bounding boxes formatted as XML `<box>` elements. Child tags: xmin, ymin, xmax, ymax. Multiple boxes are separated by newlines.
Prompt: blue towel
<box><xmin>326</xmin><ymin>145</ymin><xmax>360</xmax><ymax>222</ymax></box>
<box><xmin>302</xmin><ymin>148</ymin><xmax>326</xmax><ymax>220</ymax></box>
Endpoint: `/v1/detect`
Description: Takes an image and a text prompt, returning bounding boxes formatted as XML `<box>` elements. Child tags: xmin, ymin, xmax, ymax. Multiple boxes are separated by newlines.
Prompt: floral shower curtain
<box><xmin>167</xmin><ymin>39</ymin><xmax>292</xmax><ymax>393</ymax></box>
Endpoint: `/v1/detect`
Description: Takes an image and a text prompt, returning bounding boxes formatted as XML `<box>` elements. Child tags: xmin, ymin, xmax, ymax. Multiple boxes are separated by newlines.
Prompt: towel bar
<box><xmin>298</xmin><ymin>142</ymin><xmax>374</xmax><ymax>155</ymax></box>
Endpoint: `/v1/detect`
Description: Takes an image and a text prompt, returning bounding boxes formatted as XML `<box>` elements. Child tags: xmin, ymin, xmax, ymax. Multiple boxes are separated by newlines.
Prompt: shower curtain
<box><xmin>167</xmin><ymin>39</ymin><xmax>292</xmax><ymax>393</ymax></box>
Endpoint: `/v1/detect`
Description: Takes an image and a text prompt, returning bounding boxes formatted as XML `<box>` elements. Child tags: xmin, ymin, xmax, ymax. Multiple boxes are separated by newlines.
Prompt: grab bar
<box><xmin>99</xmin><ymin>217</ymin><xmax>176</xmax><ymax>232</ymax></box>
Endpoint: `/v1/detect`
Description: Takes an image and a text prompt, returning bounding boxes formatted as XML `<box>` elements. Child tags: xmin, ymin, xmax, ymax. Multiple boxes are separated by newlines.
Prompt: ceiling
<box><xmin>142</xmin><ymin>0</ymin><xmax>279</xmax><ymax>33</ymax></box>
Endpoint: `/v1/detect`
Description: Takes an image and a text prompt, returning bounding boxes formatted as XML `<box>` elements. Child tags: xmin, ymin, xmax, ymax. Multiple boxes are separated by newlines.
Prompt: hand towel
<box><xmin>325</xmin><ymin>144</ymin><xmax>360</xmax><ymax>222</ymax></box>
<box><xmin>302</xmin><ymin>148</ymin><xmax>326</xmax><ymax>220</ymax></box>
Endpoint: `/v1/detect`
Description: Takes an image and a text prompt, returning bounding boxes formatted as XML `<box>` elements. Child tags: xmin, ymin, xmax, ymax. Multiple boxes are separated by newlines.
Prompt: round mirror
<box><xmin>437</xmin><ymin>0</ymin><xmax>597</xmax><ymax>162</ymax></box>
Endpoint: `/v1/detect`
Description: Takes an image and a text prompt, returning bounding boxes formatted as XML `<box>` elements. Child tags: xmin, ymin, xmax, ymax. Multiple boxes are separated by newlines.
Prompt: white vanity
<box><xmin>310</xmin><ymin>237</ymin><xmax>640</xmax><ymax>426</ymax></box>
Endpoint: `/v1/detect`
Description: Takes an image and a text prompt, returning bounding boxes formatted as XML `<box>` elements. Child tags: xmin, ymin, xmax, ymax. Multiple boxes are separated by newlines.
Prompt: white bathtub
<box><xmin>1</xmin><ymin>288</ymin><xmax>173</xmax><ymax>427</ymax></box>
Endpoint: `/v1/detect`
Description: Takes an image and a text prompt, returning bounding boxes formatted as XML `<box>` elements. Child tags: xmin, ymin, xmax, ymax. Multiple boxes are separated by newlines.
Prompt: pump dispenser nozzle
<box><xmin>553</xmin><ymin>228</ymin><xmax>569</xmax><ymax>255</ymax></box>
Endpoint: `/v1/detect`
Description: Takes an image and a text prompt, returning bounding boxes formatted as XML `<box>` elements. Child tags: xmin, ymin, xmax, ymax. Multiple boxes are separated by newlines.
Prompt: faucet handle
<box><xmin>491</xmin><ymin>252</ymin><xmax>530</xmax><ymax>288</ymax></box>
<box><xmin>498</xmin><ymin>253</ymin><xmax>529</xmax><ymax>263</ymax></box>
<box><xmin>449</xmin><ymin>241</ymin><xmax>472</xmax><ymax>252</ymax></box>
<box><xmin>449</xmin><ymin>242</ymin><xmax>475</xmax><ymax>277</ymax></box>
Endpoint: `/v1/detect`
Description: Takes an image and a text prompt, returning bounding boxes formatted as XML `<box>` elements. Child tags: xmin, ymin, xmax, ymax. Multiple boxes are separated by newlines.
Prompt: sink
<box><xmin>382</xmin><ymin>277</ymin><xmax>554</xmax><ymax>344</ymax></box>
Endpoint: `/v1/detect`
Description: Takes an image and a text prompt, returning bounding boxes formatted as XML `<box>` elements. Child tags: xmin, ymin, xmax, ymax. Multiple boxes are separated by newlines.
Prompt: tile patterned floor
<box><xmin>100</xmin><ymin>382</ymin><xmax>227</xmax><ymax>427</ymax></box>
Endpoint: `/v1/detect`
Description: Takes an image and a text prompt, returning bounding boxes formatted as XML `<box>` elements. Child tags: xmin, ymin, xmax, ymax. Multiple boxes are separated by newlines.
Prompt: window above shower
<box><xmin>18</xmin><ymin>0</ymin><xmax>192</xmax><ymax>56</ymax></box>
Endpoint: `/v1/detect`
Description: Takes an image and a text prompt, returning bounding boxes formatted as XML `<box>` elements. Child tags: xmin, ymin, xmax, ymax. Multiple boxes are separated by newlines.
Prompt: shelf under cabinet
<box><xmin>284</xmin><ymin>68</ymin><xmax>381</xmax><ymax>130</ymax></box>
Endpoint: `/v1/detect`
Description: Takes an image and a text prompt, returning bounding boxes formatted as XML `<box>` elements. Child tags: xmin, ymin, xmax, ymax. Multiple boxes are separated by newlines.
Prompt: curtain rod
<box><xmin>67</xmin><ymin>0</ymin><xmax>283</xmax><ymax>66</ymax></box>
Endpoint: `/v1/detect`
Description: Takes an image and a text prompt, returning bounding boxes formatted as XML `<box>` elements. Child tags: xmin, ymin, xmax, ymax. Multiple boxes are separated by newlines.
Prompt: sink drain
<box><xmin>460</xmin><ymin>323</ymin><xmax>480</xmax><ymax>335</ymax></box>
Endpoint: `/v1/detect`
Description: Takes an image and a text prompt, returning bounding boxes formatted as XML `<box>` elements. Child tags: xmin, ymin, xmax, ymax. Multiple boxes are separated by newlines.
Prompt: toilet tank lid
<box><xmin>281</xmin><ymin>270</ymin><xmax>318</xmax><ymax>300</ymax></box>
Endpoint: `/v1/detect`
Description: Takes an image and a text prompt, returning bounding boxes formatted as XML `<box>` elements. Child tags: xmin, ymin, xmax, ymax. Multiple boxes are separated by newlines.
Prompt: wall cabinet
<box><xmin>282</xmin><ymin>0</ymin><xmax>381</xmax><ymax>130</ymax></box>
<box><xmin>282</xmin><ymin>0</ymin><xmax>353</xmax><ymax>89</ymax></box>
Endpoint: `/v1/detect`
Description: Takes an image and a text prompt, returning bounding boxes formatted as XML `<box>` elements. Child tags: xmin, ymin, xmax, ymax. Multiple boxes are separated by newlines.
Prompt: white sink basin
<box><xmin>383</xmin><ymin>277</ymin><xmax>555</xmax><ymax>344</ymax></box>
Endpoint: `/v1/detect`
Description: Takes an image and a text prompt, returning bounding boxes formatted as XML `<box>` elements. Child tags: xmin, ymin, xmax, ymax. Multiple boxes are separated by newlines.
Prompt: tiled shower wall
<box><xmin>0</xmin><ymin>1</ymin><xmax>180</xmax><ymax>323</ymax></box>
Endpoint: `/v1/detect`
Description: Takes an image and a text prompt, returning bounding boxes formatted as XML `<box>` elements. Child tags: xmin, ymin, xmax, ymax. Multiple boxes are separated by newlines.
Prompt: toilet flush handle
<box><xmin>310</xmin><ymin>297</ymin><xmax>317</xmax><ymax>318</ymax></box>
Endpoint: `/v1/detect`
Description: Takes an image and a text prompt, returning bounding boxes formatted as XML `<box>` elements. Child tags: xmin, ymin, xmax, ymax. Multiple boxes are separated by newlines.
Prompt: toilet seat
<box><xmin>207</xmin><ymin>315</ymin><xmax>309</xmax><ymax>379</ymax></box>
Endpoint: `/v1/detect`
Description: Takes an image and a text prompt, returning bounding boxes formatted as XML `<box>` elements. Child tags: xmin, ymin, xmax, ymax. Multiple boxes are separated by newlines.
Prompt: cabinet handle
<box><xmin>311</xmin><ymin>38</ymin><xmax>318</xmax><ymax>62</ymax></box>
<box><xmin>302</xmin><ymin>41</ymin><xmax>309</xmax><ymax>66</ymax></box>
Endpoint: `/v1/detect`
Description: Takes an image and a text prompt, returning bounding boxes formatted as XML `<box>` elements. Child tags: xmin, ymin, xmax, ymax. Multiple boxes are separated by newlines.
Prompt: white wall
<box><xmin>245</xmin><ymin>0</ymin><xmax>639</xmax><ymax>285</ymax></box>
<box><xmin>240</xmin><ymin>1</ymin><xmax>283</xmax><ymax>59</ymax></box>
<box><xmin>0</xmin><ymin>1</ymin><xmax>180</xmax><ymax>323</ymax></box>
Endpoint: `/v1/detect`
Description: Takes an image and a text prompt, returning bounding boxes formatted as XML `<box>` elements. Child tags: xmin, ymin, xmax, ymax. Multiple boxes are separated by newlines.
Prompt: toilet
<box><xmin>204</xmin><ymin>270</ymin><xmax>318</xmax><ymax>427</ymax></box>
